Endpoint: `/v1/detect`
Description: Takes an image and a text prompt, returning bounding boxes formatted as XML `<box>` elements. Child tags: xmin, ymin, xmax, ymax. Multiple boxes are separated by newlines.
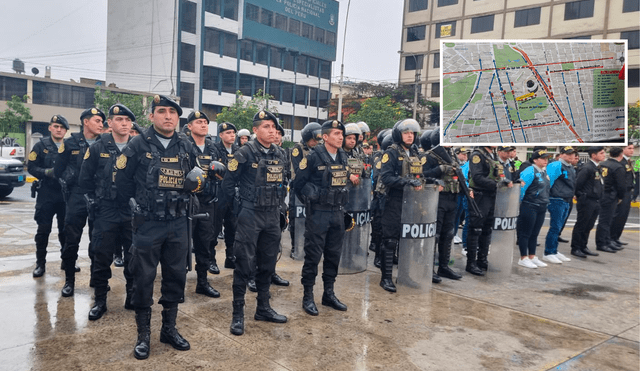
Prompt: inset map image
<box><xmin>441</xmin><ymin>40</ymin><xmax>626</xmax><ymax>144</ymax></box>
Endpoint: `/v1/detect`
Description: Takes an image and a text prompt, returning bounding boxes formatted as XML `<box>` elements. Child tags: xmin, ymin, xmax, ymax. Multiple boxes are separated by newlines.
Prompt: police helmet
<box><xmin>376</xmin><ymin>128</ymin><xmax>391</xmax><ymax>146</ymax></box>
<box><xmin>356</xmin><ymin>121</ymin><xmax>370</xmax><ymax>133</ymax></box>
<box><xmin>343</xmin><ymin>123</ymin><xmax>362</xmax><ymax>138</ymax></box>
<box><xmin>429</xmin><ymin>128</ymin><xmax>440</xmax><ymax>147</ymax></box>
<box><xmin>184</xmin><ymin>166</ymin><xmax>206</xmax><ymax>193</ymax></box>
<box><xmin>381</xmin><ymin>134</ymin><xmax>394</xmax><ymax>151</ymax></box>
<box><xmin>420</xmin><ymin>130</ymin><xmax>435</xmax><ymax>152</ymax></box>
<box><xmin>237</xmin><ymin>128</ymin><xmax>251</xmax><ymax>138</ymax></box>
<box><xmin>301</xmin><ymin>122</ymin><xmax>322</xmax><ymax>143</ymax></box>
<box><xmin>209</xmin><ymin>160</ymin><xmax>226</xmax><ymax>181</ymax></box>
<box><xmin>391</xmin><ymin>118</ymin><xmax>421</xmax><ymax>144</ymax></box>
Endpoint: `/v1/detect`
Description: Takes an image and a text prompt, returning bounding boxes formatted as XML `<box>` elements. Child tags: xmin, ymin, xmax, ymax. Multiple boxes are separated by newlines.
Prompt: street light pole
<box><xmin>337</xmin><ymin>0</ymin><xmax>351</xmax><ymax>122</ymax></box>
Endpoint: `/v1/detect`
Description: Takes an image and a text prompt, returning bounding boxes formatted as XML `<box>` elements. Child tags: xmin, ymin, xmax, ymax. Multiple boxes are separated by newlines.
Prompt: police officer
<box><xmin>28</xmin><ymin>115</ymin><xmax>68</xmax><ymax>277</ymax></box>
<box><xmin>342</xmin><ymin>123</ymin><xmax>362</xmax><ymax>158</ymax></box>
<box><xmin>186</xmin><ymin>110</ymin><xmax>223</xmax><ymax>298</ymax></box>
<box><xmin>289</xmin><ymin>122</ymin><xmax>322</xmax><ymax>258</ymax></box>
<box><xmin>222</xmin><ymin>110</ymin><xmax>287</xmax><ymax>336</ymax></box>
<box><xmin>497</xmin><ymin>146</ymin><xmax>517</xmax><ymax>181</ymax></box>
<box><xmin>54</xmin><ymin>107</ymin><xmax>105</xmax><ymax>296</ymax></box>
<box><xmin>236</xmin><ymin>128</ymin><xmax>251</xmax><ymax>147</ymax></box>
<box><xmin>117</xmin><ymin>95</ymin><xmax>201</xmax><ymax>359</ymax></box>
<box><xmin>210</xmin><ymin>122</ymin><xmax>238</xmax><ymax>273</ymax></box>
<box><xmin>467</xmin><ymin>146</ymin><xmax>513</xmax><ymax>276</ymax></box>
<box><xmin>79</xmin><ymin>104</ymin><xmax>136</xmax><ymax>320</ymax></box>
<box><xmin>369</xmin><ymin>129</ymin><xmax>391</xmax><ymax>268</ymax></box>
<box><xmin>570</xmin><ymin>146</ymin><xmax>605</xmax><ymax>258</ymax></box>
<box><xmin>292</xmin><ymin>119</ymin><xmax>354</xmax><ymax>315</ymax></box>
<box><xmin>595</xmin><ymin>147</ymin><xmax>626</xmax><ymax>253</ymax></box>
<box><xmin>378</xmin><ymin>119</ymin><xmax>423</xmax><ymax>293</ymax></box>
<box><xmin>610</xmin><ymin>144</ymin><xmax>636</xmax><ymax>247</ymax></box>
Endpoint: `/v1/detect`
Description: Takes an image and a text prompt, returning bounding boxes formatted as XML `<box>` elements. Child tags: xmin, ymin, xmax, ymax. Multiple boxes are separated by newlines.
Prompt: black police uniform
<box><xmin>28</xmin><ymin>133</ymin><xmax>66</xmax><ymax>277</ymax></box>
<box><xmin>79</xmin><ymin>131</ymin><xmax>134</xmax><ymax>319</ymax></box>
<box><xmin>369</xmin><ymin>148</ymin><xmax>386</xmax><ymax>268</ymax></box>
<box><xmin>610</xmin><ymin>156</ymin><xmax>636</xmax><ymax>244</ymax></box>
<box><xmin>571</xmin><ymin>159</ymin><xmax>603</xmax><ymax>256</ymax></box>
<box><xmin>222</xmin><ymin>116</ymin><xmax>287</xmax><ymax>336</ymax></box>
<box><xmin>595</xmin><ymin>158</ymin><xmax>626</xmax><ymax>251</ymax></box>
<box><xmin>467</xmin><ymin>147</ymin><xmax>507</xmax><ymax>275</ymax></box>
<box><xmin>188</xmin><ymin>133</ymin><xmax>222</xmax><ymax>297</ymax></box>
<box><xmin>289</xmin><ymin>140</ymin><xmax>313</xmax><ymax>256</ymax></box>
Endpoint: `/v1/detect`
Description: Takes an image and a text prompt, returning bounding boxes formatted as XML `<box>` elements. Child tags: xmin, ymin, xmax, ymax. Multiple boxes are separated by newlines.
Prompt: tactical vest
<box><xmin>426</xmin><ymin>149</ymin><xmax>460</xmax><ymax>193</ymax></box>
<box><xmin>240</xmin><ymin>141</ymin><xmax>285</xmax><ymax>207</ymax></box>
<box><xmin>94</xmin><ymin>144</ymin><xmax>119</xmax><ymax>201</ymax></box>
<box><xmin>61</xmin><ymin>133</ymin><xmax>91</xmax><ymax>189</ymax></box>
<box><xmin>315</xmin><ymin>147</ymin><xmax>349</xmax><ymax>206</ymax></box>
<box><xmin>468</xmin><ymin>149</ymin><xmax>504</xmax><ymax>189</ymax></box>
<box><xmin>373</xmin><ymin>153</ymin><xmax>387</xmax><ymax>195</ymax></box>
<box><xmin>40</xmin><ymin>137</ymin><xmax>62</xmax><ymax>189</ymax></box>
<box><xmin>290</xmin><ymin>142</ymin><xmax>310</xmax><ymax>180</ymax></box>
<box><xmin>193</xmin><ymin>138</ymin><xmax>219</xmax><ymax>202</ymax></box>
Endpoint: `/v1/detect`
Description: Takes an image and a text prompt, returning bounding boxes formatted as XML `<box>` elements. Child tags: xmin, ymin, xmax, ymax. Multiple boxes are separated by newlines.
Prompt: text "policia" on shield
<box><xmin>401</xmin><ymin>223</ymin><xmax>437</xmax><ymax>239</ymax></box>
<box><xmin>493</xmin><ymin>217</ymin><xmax>518</xmax><ymax>231</ymax></box>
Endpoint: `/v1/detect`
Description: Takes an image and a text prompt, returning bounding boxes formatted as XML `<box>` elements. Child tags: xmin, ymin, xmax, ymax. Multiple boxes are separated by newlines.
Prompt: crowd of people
<box><xmin>26</xmin><ymin>100</ymin><xmax>637</xmax><ymax>360</ymax></box>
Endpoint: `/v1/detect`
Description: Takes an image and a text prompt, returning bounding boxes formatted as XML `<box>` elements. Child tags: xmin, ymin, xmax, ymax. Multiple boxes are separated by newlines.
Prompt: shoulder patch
<box><xmin>28</xmin><ymin>151</ymin><xmax>37</xmax><ymax>161</ymax></box>
<box><xmin>58</xmin><ymin>143</ymin><xmax>65</xmax><ymax>153</ymax></box>
<box><xmin>228</xmin><ymin>158</ymin><xmax>238</xmax><ymax>172</ymax></box>
<box><xmin>84</xmin><ymin>148</ymin><xmax>90</xmax><ymax>160</ymax></box>
<box><xmin>116</xmin><ymin>154</ymin><xmax>127</xmax><ymax>169</ymax></box>
<box><xmin>381</xmin><ymin>153</ymin><xmax>389</xmax><ymax>164</ymax></box>
<box><xmin>299</xmin><ymin>157</ymin><xmax>307</xmax><ymax>170</ymax></box>
<box><xmin>472</xmin><ymin>155</ymin><xmax>481</xmax><ymax>164</ymax></box>
<box><xmin>376</xmin><ymin>161</ymin><xmax>381</xmax><ymax>170</ymax></box>
<box><xmin>601</xmin><ymin>167</ymin><xmax>608</xmax><ymax>177</ymax></box>
<box><xmin>292</xmin><ymin>147</ymin><xmax>299</xmax><ymax>157</ymax></box>
<box><xmin>421</xmin><ymin>156</ymin><xmax>426</xmax><ymax>165</ymax></box>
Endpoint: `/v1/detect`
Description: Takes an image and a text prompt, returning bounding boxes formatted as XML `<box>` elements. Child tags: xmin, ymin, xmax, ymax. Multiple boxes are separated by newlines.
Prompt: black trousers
<box><xmin>610</xmin><ymin>190</ymin><xmax>632</xmax><ymax>241</ymax></box>
<box><xmin>436</xmin><ymin>192</ymin><xmax>458</xmax><ymax>266</ymax></box>
<box><xmin>571</xmin><ymin>197</ymin><xmax>599</xmax><ymax>251</ymax></box>
<box><xmin>33</xmin><ymin>200</ymin><xmax>66</xmax><ymax>265</ymax></box>
<box><xmin>91</xmin><ymin>208</ymin><xmax>133</xmax><ymax>294</ymax></box>
<box><xmin>130</xmin><ymin>217</ymin><xmax>188</xmax><ymax>308</ymax></box>
<box><xmin>61</xmin><ymin>192</ymin><xmax>92</xmax><ymax>276</ymax></box>
<box><xmin>381</xmin><ymin>195</ymin><xmax>403</xmax><ymax>240</ymax></box>
<box><xmin>370</xmin><ymin>193</ymin><xmax>384</xmax><ymax>249</ymax></box>
<box><xmin>232</xmin><ymin>206</ymin><xmax>280</xmax><ymax>301</ymax></box>
<box><xmin>595</xmin><ymin>193</ymin><xmax>617</xmax><ymax>248</ymax></box>
<box><xmin>193</xmin><ymin>202</ymin><xmax>216</xmax><ymax>273</ymax></box>
<box><xmin>301</xmin><ymin>207</ymin><xmax>345</xmax><ymax>287</ymax></box>
<box><xmin>467</xmin><ymin>190</ymin><xmax>496</xmax><ymax>261</ymax></box>
<box><xmin>517</xmin><ymin>202</ymin><xmax>547</xmax><ymax>256</ymax></box>
<box><xmin>211</xmin><ymin>200</ymin><xmax>236</xmax><ymax>262</ymax></box>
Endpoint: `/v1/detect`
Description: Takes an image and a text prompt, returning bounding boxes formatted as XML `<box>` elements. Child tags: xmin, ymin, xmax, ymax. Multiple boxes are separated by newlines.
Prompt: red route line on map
<box><xmin>443</xmin><ymin>57</ymin><xmax>614</xmax><ymax>75</ymax></box>
<box><xmin>549</xmin><ymin>65</ymin><xmax>603</xmax><ymax>73</ymax></box>
<box><xmin>455</xmin><ymin>122</ymin><xmax>560</xmax><ymax>138</ymax></box>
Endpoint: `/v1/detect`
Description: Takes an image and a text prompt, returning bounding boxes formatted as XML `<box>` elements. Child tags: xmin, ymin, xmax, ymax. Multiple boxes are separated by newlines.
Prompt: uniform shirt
<box><xmin>547</xmin><ymin>159</ymin><xmax>576</xmax><ymax>202</ymax></box>
<box><xmin>575</xmin><ymin>159</ymin><xmax>603</xmax><ymax>200</ymax></box>
<box><xmin>469</xmin><ymin>147</ymin><xmax>500</xmax><ymax>193</ymax></box>
<box><xmin>599</xmin><ymin>158</ymin><xmax>626</xmax><ymax>200</ymax></box>
<box><xmin>620</xmin><ymin>156</ymin><xmax>636</xmax><ymax>191</ymax></box>
<box><xmin>380</xmin><ymin>143</ymin><xmax>421</xmax><ymax>198</ymax></box>
<box><xmin>214</xmin><ymin>141</ymin><xmax>237</xmax><ymax>166</ymax></box>
<box><xmin>54</xmin><ymin>132</ymin><xmax>97</xmax><ymax>193</ymax></box>
<box><xmin>290</xmin><ymin>141</ymin><xmax>311</xmax><ymax>182</ymax></box>
<box><xmin>291</xmin><ymin>143</ymin><xmax>349</xmax><ymax>204</ymax></box>
<box><xmin>27</xmin><ymin>136</ymin><xmax>64</xmax><ymax>202</ymax></box>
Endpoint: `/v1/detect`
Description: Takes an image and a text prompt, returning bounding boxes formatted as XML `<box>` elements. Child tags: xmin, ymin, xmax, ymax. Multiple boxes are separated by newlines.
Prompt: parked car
<box><xmin>0</xmin><ymin>157</ymin><xmax>26</xmax><ymax>198</ymax></box>
<box><xmin>0</xmin><ymin>137</ymin><xmax>25</xmax><ymax>162</ymax></box>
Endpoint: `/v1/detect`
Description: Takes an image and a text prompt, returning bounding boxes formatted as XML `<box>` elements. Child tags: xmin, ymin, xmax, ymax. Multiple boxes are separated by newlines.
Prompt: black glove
<box><xmin>407</xmin><ymin>179</ymin><xmax>422</xmax><ymax>187</ymax></box>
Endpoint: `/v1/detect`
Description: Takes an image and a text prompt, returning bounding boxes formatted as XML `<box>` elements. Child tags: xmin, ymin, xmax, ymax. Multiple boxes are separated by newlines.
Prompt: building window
<box><xmin>246</xmin><ymin>3</ymin><xmax>259</xmax><ymax>22</ymax></box>
<box><xmin>205</xmin><ymin>0</ymin><xmax>221</xmax><ymax>15</ymax></box>
<box><xmin>405</xmin><ymin>55</ymin><xmax>424</xmax><ymax>71</ymax></box>
<box><xmin>181</xmin><ymin>82</ymin><xmax>194</xmax><ymax>108</ymax></box>
<box><xmin>309</xmin><ymin>87</ymin><xmax>318</xmax><ymax>106</ymax></box>
<box><xmin>256</xmin><ymin>43</ymin><xmax>268</xmax><ymax>65</ymax></box>
<box><xmin>203</xmin><ymin>66</ymin><xmax>219</xmax><ymax>91</ymax></box>
<box><xmin>255</xmin><ymin>76</ymin><xmax>265</xmax><ymax>94</ymax></box>
<box><xmin>326</xmin><ymin>31</ymin><xmax>336</xmax><ymax>46</ymax></box>
<box><xmin>32</xmin><ymin>81</ymin><xmax>93</xmax><ymax>109</ymax></box>
<box><xmin>282</xmin><ymin>82</ymin><xmax>294</xmax><ymax>103</ymax></box>
<box><xmin>409</xmin><ymin>0</ymin><xmax>428</xmax><ymax>12</ymax></box>
<box><xmin>308</xmin><ymin>58</ymin><xmax>319</xmax><ymax>77</ymax></box>
<box><xmin>284</xmin><ymin>52</ymin><xmax>295</xmax><ymax>72</ymax></box>
<box><xmin>433</xmin><ymin>52</ymin><xmax>440</xmax><ymax>68</ymax></box>
<box><xmin>239</xmin><ymin>74</ymin><xmax>252</xmax><ymax>96</ymax></box>
<box><xmin>296</xmin><ymin>55</ymin><xmax>307</xmax><ymax>75</ymax></box>
<box><xmin>260</xmin><ymin>8</ymin><xmax>273</xmax><ymax>27</ymax></box>
<box><xmin>204</xmin><ymin>28</ymin><xmax>221</xmax><ymax>54</ymax></box>
<box><xmin>0</xmin><ymin>76</ymin><xmax>27</xmax><ymax>101</ymax></box>
<box><xmin>320</xmin><ymin>60</ymin><xmax>331</xmax><ymax>79</ymax></box>
<box><xmin>240</xmin><ymin>40</ymin><xmax>253</xmax><ymax>62</ymax></box>
<box><xmin>629</xmin><ymin>68</ymin><xmax>639</xmax><ymax>88</ymax></box>
<box><xmin>181</xmin><ymin>0</ymin><xmax>197</xmax><ymax>34</ymax></box>
<box><xmin>301</xmin><ymin>22</ymin><xmax>314</xmax><ymax>39</ymax></box>
<box><xmin>438</xmin><ymin>0</ymin><xmax>458</xmax><ymax>6</ymax></box>
<box><xmin>223</xmin><ymin>33</ymin><xmax>237</xmax><ymax>58</ymax></box>
<box><xmin>431</xmin><ymin>82</ymin><xmax>440</xmax><ymax>98</ymax></box>
<box><xmin>471</xmin><ymin>14</ymin><xmax>494</xmax><ymax>33</ymax></box>
<box><xmin>181</xmin><ymin>43</ymin><xmax>196</xmax><ymax>72</ymax></box>
<box><xmin>314</xmin><ymin>27</ymin><xmax>325</xmax><ymax>43</ymax></box>
<box><xmin>319</xmin><ymin>89</ymin><xmax>330</xmax><ymax>107</ymax></box>
<box><xmin>269</xmin><ymin>80</ymin><xmax>281</xmax><ymax>101</ymax></box>
<box><xmin>564</xmin><ymin>0</ymin><xmax>594</xmax><ymax>20</ymax></box>
<box><xmin>406</xmin><ymin>25</ymin><xmax>426</xmax><ymax>42</ymax></box>
<box><xmin>275</xmin><ymin>13</ymin><xmax>288</xmax><ymax>31</ymax></box>
<box><xmin>623</xmin><ymin>0</ymin><xmax>639</xmax><ymax>12</ymax></box>
<box><xmin>514</xmin><ymin>7</ymin><xmax>541</xmax><ymax>27</ymax></box>
<box><xmin>621</xmin><ymin>30</ymin><xmax>640</xmax><ymax>50</ymax></box>
<box><xmin>223</xmin><ymin>0</ymin><xmax>238</xmax><ymax>20</ymax></box>
<box><xmin>435</xmin><ymin>21</ymin><xmax>456</xmax><ymax>38</ymax></box>
<box><xmin>221</xmin><ymin>70</ymin><xmax>236</xmax><ymax>94</ymax></box>
<box><xmin>289</xmin><ymin>19</ymin><xmax>301</xmax><ymax>35</ymax></box>
<box><xmin>295</xmin><ymin>86</ymin><xmax>307</xmax><ymax>105</ymax></box>
<box><xmin>270</xmin><ymin>47</ymin><xmax>283</xmax><ymax>69</ymax></box>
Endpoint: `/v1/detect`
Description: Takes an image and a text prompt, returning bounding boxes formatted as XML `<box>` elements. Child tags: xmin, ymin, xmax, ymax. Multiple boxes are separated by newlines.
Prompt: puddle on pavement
<box><xmin>541</xmin><ymin>283</ymin><xmax>636</xmax><ymax>301</ymax></box>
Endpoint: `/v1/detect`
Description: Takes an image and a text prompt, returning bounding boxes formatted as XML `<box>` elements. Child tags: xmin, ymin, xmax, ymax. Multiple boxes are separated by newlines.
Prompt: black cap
<box><xmin>151</xmin><ymin>94</ymin><xmax>183</xmax><ymax>116</ymax></box>
<box><xmin>454</xmin><ymin>147</ymin><xmax>470</xmax><ymax>154</ymax></box>
<box><xmin>50</xmin><ymin>115</ymin><xmax>69</xmax><ymax>130</ymax></box>
<box><xmin>275</xmin><ymin>121</ymin><xmax>285</xmax><ymax>136</ymax></box>
<box><xmin>217</xmin><ymin>122</ymin><xmax>237</xmax><ymax>134</ymax></box>
<box><xmin>531</xmin><ymin>148</ymin><xmax>553</xmax><ymax>160</ymax></box>
<box><xmin>109</xmin><ymin>104</ymin><xmax>136</xmax><ymax>121</ymax></box>
<box><xmin>132</xmin><ymin>122</ymin><xmax>143</xmax><ymax>134</ymax></box>
<box><xmin>187</xmin><ymin>110</ymin><xmax>210</xmax><ymax>124</ymax></box>
<box><xmin>497</xmin><ymin>146</ymin><xmax>515</xmax><ymax>152</ymax></box>
<box><xmin>253</xmin><ymin>110</ymin><xmax>278</xmax><ymax>126</ymax></box>
<box><xmin>321</xmin><ymin>119</ymin><xmax>345</xmax><ymax>134</ymax></box>
<box><xmin>559</xmin><ymin>146</ymin><xmax>577</xmax><ymax>154</ymax></box>
<box><xmin>80</xmin><ymin>107</ymin><xmax>106</xmax><ymax>123</ymax></box>
<box><xmin>587</xmin><ymin>146</ymin><xmax>604</xmax><ymax>156</ymax></box>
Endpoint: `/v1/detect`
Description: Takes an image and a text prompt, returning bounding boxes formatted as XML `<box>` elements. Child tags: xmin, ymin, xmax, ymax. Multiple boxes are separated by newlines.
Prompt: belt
<box><xmin>241</xmin><ymin>199</ymin><xmax>278</xmax><ymax>210</ymax></box>
<box><xmin>310</xmin><ymin>203</ymin><xmax>343</xmax><ymax>211</ymax></box>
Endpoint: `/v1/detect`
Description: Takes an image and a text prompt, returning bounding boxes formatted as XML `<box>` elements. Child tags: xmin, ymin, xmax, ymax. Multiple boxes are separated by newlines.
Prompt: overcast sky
<box><xmin>0</xmin><ymin>0</ymin><xmax>402</xmax><ymax>86</ymax></box>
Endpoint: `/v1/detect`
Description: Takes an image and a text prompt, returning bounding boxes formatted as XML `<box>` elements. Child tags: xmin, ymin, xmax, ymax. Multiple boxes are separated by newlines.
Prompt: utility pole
<box><xmin>337</xmin><ymin>0</ymin><xmax>351</xmax><ymax>122</ymax></box>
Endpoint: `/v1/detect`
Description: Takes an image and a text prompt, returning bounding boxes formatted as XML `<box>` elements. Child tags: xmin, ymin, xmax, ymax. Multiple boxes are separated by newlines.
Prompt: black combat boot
<box><xmin>88</xmin><ymin>287</ymin><xmax>108</xmax><ymax>320</ymax></box>
<box><xmin>254</xmin><ymin>293</ymin><xmax>287</xmax><ymax>323</ymax></box>
<box><xmin>33</xmin><ymin>264</ymin><xmax>45</xmax><ymax>278</ymax></box>
<box><xmin>379</xmin><ymin>240</ymin><xmax>397</xmax><ymax>292</ymax></box>
<box><xmin>134</xmin><ymin>307</ymin><xmax>152</xmax><ymax>360</ymax></box>
<box><xmin>302</xmin><ymin>285</ymin><xmax>318</xmax><ymax>316</ymax></box>
<box><xmin>373</xmin><ymin>240</ymin><xmax>381</xmax><ymax>268</ymax></box>
<box><xmin>465</xmin><ymin>232</ymin><xmax>485</xmax><ymax>276</ymax></box>
<box><xmin>195</xmin><ymin>270</ymin><xmax>221</xmax><ymax>298</ymax></box>
<box><xmin>159</xmin><ymin>306</ymin><xmax>190</xmax><ymax>351</ymax></box>
<box><xmin>477</xmin><ymin>234</ymin><xmax>490</xmax><ymax>270</ymax></box>
<box><xmin>247</xmin><ymin>279</ymin><xmax>257</xmax><ymax>292</ymax></box>
<box><xmin>321</xmin><ymin>283</ymin><xmax>347</xmax><ymax>311</ymax></box>
<box><xmin>230</xmin><ymin>300</ymin><xmax>245</xmax><ymax>336</ymax></box>
<box><xmin>61</xmin><ymin>267</ymin><xmax>75</xmax><ymax>297</ymax></box>
<box><xmin>271</xmin><ymin>273</ymin><xmax>290</xmax><ymax>286</ymax></box>
<box><xmin>124</xmin><ymin>289</ymin><xmax>134</xmax><ymax>310</ymax></box>
<box><xmin>437</xmin><ymin>241</ymin><xmax>462</xmax><ymax>280</ymax></box>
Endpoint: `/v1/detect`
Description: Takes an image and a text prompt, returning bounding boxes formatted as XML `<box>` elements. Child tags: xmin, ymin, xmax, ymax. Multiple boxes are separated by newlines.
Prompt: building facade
<box><xmin>399</xmin><ymin>0</ymin><xmax>640</xmax><ymax>103</ymax></box>
<box><xmin>106</xmin><ymin>0</ymin><xmax>339</xmax><ymax>138</ymax></box>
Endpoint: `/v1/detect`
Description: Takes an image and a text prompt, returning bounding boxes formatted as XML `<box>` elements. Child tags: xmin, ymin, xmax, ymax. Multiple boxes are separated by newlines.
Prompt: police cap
<box><xmin>80</xmin><ymin>107</ymin><xmax>106</xmax><ymax>123</ymax></box>
<box><xmin>217</xmin><ymin>122</ymin><xmax>237</xmax><ymax>134</ymax></box>
<box><xmin>109</xmin><ymin>104</ymin><xmax>136</xmax><ymax>122</ymax></box>
<box><xmin>151</xmin><ymin>94</ymin><xmax>183</xmax><ymax>116</ymax></box>
<box><xmin>531</xmin><ymin>148</ymin><xmax>552</xmax><ymax>160</ymax></box>
<box><xmin>321</xmin><ymin>120</ymin><xmax>345</xmax><ymax>134</ymax></box>
<box><xmin>560</xmin><ymin>146</ymin><xmax>577</xmax><ymax>154</ymax></box>
<box><xmin>454</xmin><ymin>147</ymin><xmax>470</xmax><ymax>154</ymax></box>
<box><xmin>497</xmin><ymin>146</ymin><xmax>515</xmax><ymax>152</ymax></box>
<box><xmin>253</xmin><ymin>110</ymin><xmax>278</xmax><ymax>126</ymax></box>
<box><xmin>187</xmin><ymin>110</ymin><xmax>210</xmax><ymax>124</ymax></box>
<box><xmin>50</xmin><ymin>115</ymin><xmax>69</xmax><ymax>130</ymax></box>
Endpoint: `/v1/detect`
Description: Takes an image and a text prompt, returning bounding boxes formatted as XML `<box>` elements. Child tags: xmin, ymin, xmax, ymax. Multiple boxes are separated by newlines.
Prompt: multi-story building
<box><xmin>399</xmin><ymin>0</ymin><xmax>640</xmax><ymax>103</ymax></box>
<box><xmin>106</xmin><ymin>0</ymin><xmax>339</xmax><ymax>139</ymax></box>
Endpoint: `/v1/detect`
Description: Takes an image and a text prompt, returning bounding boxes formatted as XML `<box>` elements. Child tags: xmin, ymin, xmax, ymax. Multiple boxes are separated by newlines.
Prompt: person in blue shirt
<box><xmin>542</xmin><ymin>146</ymin><xmax>578</xmax><ymax>264</ymax></box>
<box><xmin>517</xmin><ymin>149</ymin><xmax>552</xmax><ymax>269</ymax></box>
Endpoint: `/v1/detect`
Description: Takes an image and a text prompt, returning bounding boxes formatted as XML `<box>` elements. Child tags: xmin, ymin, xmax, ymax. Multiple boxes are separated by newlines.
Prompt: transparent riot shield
<box><xmin>291</xmin><ymin>195</ymin><xmax>306</xmax><ymax>261</ymax></box>
<box><xmin>338</xmin><ymin>180</ymin><xmax>372</xmax><ymax>274</ymax></box>
<box><xmin>487</xmin><ymin>183</ymin><xmax>521</xmax><ymax>278</ymax></box>
<box><xmin>396</xmin><ymin>184</ymin><xmax>439</xmax><ymax>292</ymax></box>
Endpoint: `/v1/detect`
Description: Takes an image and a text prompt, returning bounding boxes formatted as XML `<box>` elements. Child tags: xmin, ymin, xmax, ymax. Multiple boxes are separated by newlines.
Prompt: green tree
<box><xmin>215</xmin><ymin>90</ymin><xmax>276</xmax><ymax>130</ymax></box>
<box><xmin>629</xmin><ymin>105</ymin><xmax>639</xmax><ymax>139</ymax></box>
<box><xmin>0</xmin><ymin>95</ymin><xmax>32</xmax><ymax>138</ymax></box>
<box><xmin>94</xmin><ymin>88</ymin><xmax>152</xmax><ymax>127</ymax></box>
<box><xmin>347</xmin><ymin>96</ymin><xmax>409</xmax><ymax>133</ymax></box>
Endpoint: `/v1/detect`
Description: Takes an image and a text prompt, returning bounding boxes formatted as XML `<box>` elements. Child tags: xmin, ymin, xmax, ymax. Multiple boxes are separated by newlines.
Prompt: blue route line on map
<box><xmin>489</xmin><ymin>74</ymin><xmax>504</xmax><ymax>143</ymax></box>
<box><xmin>576</xmin><ymin>71</ymin><xmax>590</xmax><ymax>132</ymax></box>
<box><xmin>493</xmin><ymin>59</ymin><xmax>517</xmax><ymax>142</ymax></box>
<box><xmin>505</xmin><ymin>71</ymin><xmax>527</xmax><ymax>143</ymax></box>
<box><xmin>562</xmin><ymin>72</ymin><xmax>577</xmax><ymax>127</ymax></box>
